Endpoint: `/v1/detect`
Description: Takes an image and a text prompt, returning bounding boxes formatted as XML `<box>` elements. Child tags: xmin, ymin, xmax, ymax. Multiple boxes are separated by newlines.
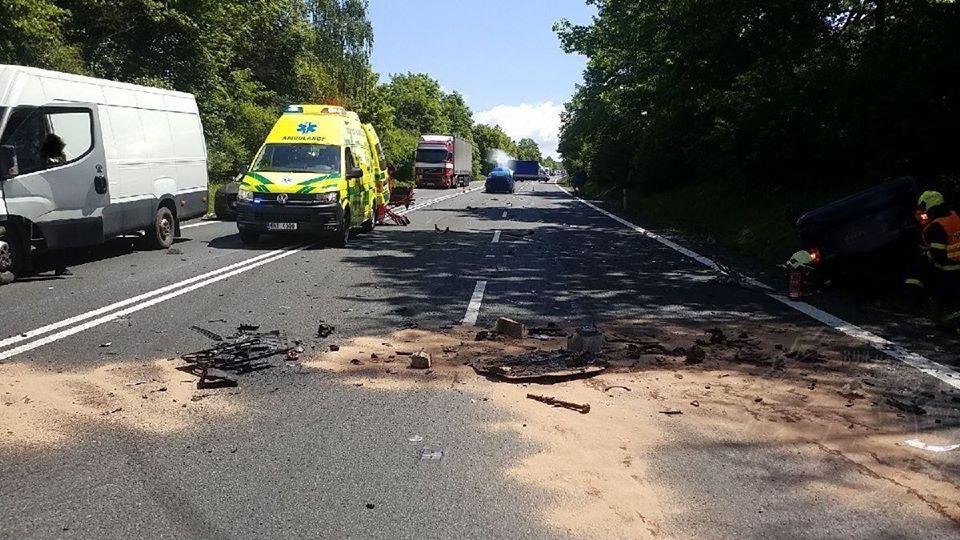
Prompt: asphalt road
<box><xmin>1</xmin><ymin>179</ymin><xmax>958</xmax><ymax>539</ymax></box>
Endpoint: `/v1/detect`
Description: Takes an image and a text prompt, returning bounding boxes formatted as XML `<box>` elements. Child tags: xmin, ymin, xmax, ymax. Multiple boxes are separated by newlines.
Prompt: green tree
<box><xmin>0</xmin><ymin>0</ymin><xmax>84</xmax><ymax>72</ymax></box>
<box><xmin>474</xmin><ymin>123</ymin><xmax>518</xmax><ymax>175</ymax></box>
<box><xmin>382</xmin><ymin>72</ymin><xmax>450</xmax><ymax>134</ymax></box>
<box><xmin>516</xmin><ymin>138</ymin><xmax>542</xmax><ymax>162</ymax></box>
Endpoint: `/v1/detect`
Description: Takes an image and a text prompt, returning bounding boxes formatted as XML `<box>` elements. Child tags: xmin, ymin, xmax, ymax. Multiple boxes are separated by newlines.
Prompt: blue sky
<box><xmin>368</xmin><ymin>0</ymin><xmax>595</xmax><ymax>157</ymax></box>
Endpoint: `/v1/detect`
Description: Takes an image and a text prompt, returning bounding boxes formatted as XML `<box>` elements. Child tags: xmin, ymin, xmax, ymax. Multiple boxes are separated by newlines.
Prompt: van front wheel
<box><xmin>147</xmin><ymin>206</ymin><xmax>176</xmax><ymax>249</ymax></box>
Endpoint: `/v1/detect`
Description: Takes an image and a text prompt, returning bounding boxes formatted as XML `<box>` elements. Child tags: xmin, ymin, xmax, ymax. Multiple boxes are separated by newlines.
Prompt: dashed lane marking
<box><xmin>462</xmin><ymin>280</ymin><xmax>487</xmax><ymax>326</ymax></box>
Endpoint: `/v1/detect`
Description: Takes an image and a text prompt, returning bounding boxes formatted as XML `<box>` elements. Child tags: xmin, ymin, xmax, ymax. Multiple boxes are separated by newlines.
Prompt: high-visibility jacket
<box><xmin>923</xmin><ymin>211</ymin><xmax>960</xmax><ymax>271</ymax></box>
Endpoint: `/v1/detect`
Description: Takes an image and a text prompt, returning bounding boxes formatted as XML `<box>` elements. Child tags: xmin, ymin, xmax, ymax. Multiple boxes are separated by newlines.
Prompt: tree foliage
<box><xmin>557</xmin><ymin>1</ymin><xmax>960</xmax><ymax>197</ymax></box>
<box><xmin>516</xmin><ymin>138</ymin><xmax>543</xmax><ymax>162</ymax></box>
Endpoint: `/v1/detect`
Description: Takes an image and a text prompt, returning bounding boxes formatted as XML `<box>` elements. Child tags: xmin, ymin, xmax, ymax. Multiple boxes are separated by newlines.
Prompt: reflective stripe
<box><xmin>934</xmin><ymin>263</ymin><xmax>960</xmax><ymax>271</ymax></box>
<box><xmin>904</xmin><ymin>278</ymin><xmax>924</xmax><ymax>287</ymax></box>
<box><xmin>928</xmin><ymin>242</ymin><xmax>948</xmax><ymax>250</ymax></box>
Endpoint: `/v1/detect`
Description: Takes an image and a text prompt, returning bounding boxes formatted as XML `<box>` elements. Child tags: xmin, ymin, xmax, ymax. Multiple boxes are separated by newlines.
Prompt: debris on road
<box><xmin>407</xmin><ymin>435</ymin><xmax>424</xmax><ymax>442</ymax></box>
<box><xmin>658</xmin><ymin>409</ymin><xmax>683</xmax><ymax>415</ymax></box>
<box><xmin>903</xmin><ymin>439</ymin><xmax>960</xmax><ymax>453</ymax></box>
<box><xmin>471</xmin><ymin>349</ymin><xmax>606</xmax><ymax>383</ymax></box>
<box><xmin>528</xmin><ymin>323</ymin><xmax>566</xmax><ymax>337</ymax></box>
<box><xmin>99</xmin><ymin>342</ymin><xmax>112</xmax><ymax>348</ymax></box>
<box><xmin>419</xmin><ymin>447</ymin><xmax>444</xmax><ymax>462</ymax></box>
<box><xmin>238</xmin><ymin>323</ymin><xmax>260</xmax><ymax>332</ymax></box>
<box><xmin>178</xmin><ymin>328</ymin><xmax>291</xmax><ymax>389</ymax></box>
<box><xmin>527</xmin><ymin>393</ymin><xmax>591</xmax><ymax>414</ymax></box>
<box><xmin>410</xmin><ymin>350</ymin><xmax>432</xmax><ymax>369</ymax></box>
<box><xmin>568</xmin><ymin>326</ymin><xmax>603</xmax><ymax>353</ymax></box>
<box><xmin>329</xmin><ymin>344</ymin><xmax>340</xmax><ymax>351</ymax></box>
<box><xmin>604</xmin><ymin>385</ymin><xmax>631</xmax><ymax>393</ymax></box>
<box><xmin>885</xmin><ymin>397</ymin><xmax>927</xmax><ymax>416</ymax></box>
<box><xmin>494</xmin><ymin>317</ymin><xmax>525</xmax><ymax>339</ymax></box>
<box><xmin>690</xmin><ymin>400</ymin><xmax>700</xmax><ymax>407</ymax></box>
<box><xmin>189</xmin><ymin>325</ymin><xmax>224</xmax><ymax>342</ymax></box>
<box><xmin>316</xmin><ymin>322</ymin><xmax>335</xmax><ymax>338</ymax></box>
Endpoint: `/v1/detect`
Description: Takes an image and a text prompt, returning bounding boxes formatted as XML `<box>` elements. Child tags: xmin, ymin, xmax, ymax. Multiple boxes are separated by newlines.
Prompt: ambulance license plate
<box><xmin>267</xmin><ymin>222</ymin><xmax>297</xmax><ymax>231</ymax></box>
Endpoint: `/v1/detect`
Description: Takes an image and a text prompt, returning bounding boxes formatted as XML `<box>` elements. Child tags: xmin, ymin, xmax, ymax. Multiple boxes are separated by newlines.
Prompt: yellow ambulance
<box><xmin>235</xmin><ymin>104</ymin><xmax>388</xmax><ymax>246</ymax></box>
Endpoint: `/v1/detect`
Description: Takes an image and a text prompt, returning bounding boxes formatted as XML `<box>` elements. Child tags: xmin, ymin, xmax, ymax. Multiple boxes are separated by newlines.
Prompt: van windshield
<box><xmin>253</xmin><ymin>143</ymin><xmax>340</xmax><ymax>174</ymax></box>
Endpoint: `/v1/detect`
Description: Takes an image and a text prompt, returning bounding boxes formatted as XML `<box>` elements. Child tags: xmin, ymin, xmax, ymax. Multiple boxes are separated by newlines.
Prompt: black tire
<box><xmin>0</xmin><ymin>225</ymin><xmax>26</xmax><ymax>283</ymax></box>
<box><xmin>360</xmin><ymin>206</ymin><xmax>375</xmax><ymax>233</ymax></box>
<box><xmin>330</xmin><ymin>208</ymin><xmax>350</xmax><ymax>248</ymax></box>
<box><xmin>239</xmin><ymin>230</ymin><xmax>259</xmax><ymax>244</ymax></box>
<box><xmin>146</xmin><ymin>206</ymin><xmax>176</xmax><ymax>249</ymax></box>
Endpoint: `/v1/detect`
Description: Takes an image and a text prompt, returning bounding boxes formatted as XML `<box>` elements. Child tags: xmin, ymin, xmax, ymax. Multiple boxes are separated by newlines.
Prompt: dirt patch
<box><xmin>305</xmin><ymin>320</ymin><xmax>960</xmax><ymax>537</ymax></box>
<box><xmin>0</xmin><ymin>359</ymin><xmax>241</xmax><ymax>448</ymax></box>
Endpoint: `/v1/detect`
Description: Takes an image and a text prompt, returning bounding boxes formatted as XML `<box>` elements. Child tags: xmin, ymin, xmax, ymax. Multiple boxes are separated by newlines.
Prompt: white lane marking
<box><xmin>0</xmin><ymin>244</ymin><xmax>313</xmax><ymax>361</ymax></box>
<box><xmin>397</xmin><ymin>186</ymin><xmax>483</xmax><ymax>215</ymax></box>
<box><xmin>0</xmin><ymin>186</ymin><xmax>483</xmax><ymax>360</ymax></box>
<box><xmin>556</xmin><ymin>184</ymin><xmax>960</xmax><ymax>390</ymax></box>
<box><xmin>501</xmin><ymin>211</ymin><xmax>508</xmax><ymax>218</ymax></box>
<box><xmin>181</xmin><ymin>221</ymin><xmax>220</xmax><ymax>230</ymax></box>
<box><xmin>0</xmin><ymin>247</ymin><xmax>292</xmax><ymax>350</ymax></box>
<box><xmin>462</xmin><ymin>280</ymin><xmax>487</xmax><ymax>325</ymax></box>
<box><xmin>492</xmin><ymin>230</ymin><xmax>501</xmax><ymax>243</ymax></box>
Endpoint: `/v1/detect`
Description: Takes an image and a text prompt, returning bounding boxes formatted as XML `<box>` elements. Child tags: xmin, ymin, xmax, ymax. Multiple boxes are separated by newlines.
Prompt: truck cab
<box><xmin>235</xmin><ymin>105</ymin><xmax>380</xmax><ymax>247</ymax></box>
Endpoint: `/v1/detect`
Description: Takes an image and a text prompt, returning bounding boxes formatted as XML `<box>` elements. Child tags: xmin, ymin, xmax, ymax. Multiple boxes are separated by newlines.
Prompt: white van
<box><xmin>0</xmin><ymin>65</ymin><xmax>208</xmax><ymax>280</ymax></box>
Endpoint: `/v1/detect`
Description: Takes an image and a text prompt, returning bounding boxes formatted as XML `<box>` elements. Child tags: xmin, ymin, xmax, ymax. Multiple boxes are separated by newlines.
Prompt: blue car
<box><xmin>485</xmin><ymin>167</ymin><xmax>516</xmax><ymax>194</ymax></box>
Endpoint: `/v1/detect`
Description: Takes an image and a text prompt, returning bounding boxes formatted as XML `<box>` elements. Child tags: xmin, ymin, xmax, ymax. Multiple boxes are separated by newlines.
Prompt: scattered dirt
<box><xmin>303</xmin><ymin>320</ymin><xmax>960</xmax><ymax>537</ymax></box>
<box><xmin>3</xmin><ymin>318</ymin><xmax>958</xmax><ymax>538</ymax></box>
<box><xmin>0</xmin><ymin>359</ymin><xmax>240</xmax><ymax>448</ymax></box>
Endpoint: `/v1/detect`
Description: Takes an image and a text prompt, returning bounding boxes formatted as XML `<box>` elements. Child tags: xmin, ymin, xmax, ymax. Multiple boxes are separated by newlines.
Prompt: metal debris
<box><xmin>526</xmin><ymin>393</ymin><xmax>591</xmax><ymax>414</ymax></box>
<box><xmin>178</xmin><ymin>328</ymin><xmax>291</xmax><ymax>389</ymax></box>
<box><xmin>471</xmin><ymin>349</ymin><xmax>606</xmax><ymax>383</ymax></box>
<box><xmin>658</xmin><ymin>409</ymin><xmax>683</xmax><ymax>415</ymax></box>
<box><xmin>190</xmin><ymin>325</ymin><xmax>224</xmax><ymax>342</ymax></box>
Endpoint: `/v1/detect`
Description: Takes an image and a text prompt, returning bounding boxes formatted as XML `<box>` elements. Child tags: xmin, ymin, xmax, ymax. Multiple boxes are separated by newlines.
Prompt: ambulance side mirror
<box><xmin>347</xmin><ymin>168</ymin><xmax>363</xmax><ymax>180</ymax></box>
<box><xmin>0</xmin><ymin>145</ymin><xmax>18</xmax><ymax>180</ymax></box>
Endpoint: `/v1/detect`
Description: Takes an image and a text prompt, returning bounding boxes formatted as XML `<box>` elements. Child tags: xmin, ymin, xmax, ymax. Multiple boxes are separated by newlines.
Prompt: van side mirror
<box><xmin>0</xmin><ymin>145</ymin><xmax>18</xmax><ymax>180</ymax></box>
<box><xmin>347</xmin><ymin>168</ymin><xmax>363</xmax><ymax>180</ymax></box>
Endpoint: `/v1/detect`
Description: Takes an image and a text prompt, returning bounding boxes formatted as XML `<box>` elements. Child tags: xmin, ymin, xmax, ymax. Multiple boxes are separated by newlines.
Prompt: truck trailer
<box><xmin>508</xmin><ymin>159</ymin><xmax>541</xmax><ymax>181</ymax></box>
<box><xmin>415</xmin><ymin>135</ymin><xmax>472</xmax><ymax>189</ymax></box>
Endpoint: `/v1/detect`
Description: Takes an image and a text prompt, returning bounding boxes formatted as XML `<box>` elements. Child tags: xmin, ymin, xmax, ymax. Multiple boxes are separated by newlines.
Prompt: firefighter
<box><xmin>904</xmin><ymin>190</ymin><xmax>960</xmax><ymax>326</ymax></box>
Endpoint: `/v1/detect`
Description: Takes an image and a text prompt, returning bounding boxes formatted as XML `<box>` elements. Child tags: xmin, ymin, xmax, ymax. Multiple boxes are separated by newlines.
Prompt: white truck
<box><xmin>414</xmin><ymin>134</ymin><xmax>473</xmax><ymax>189</ymax></box>
<box><xmin>0</xmin><ymin>66</ymin><xmax>208</xmax><ymax>283</ymax></box>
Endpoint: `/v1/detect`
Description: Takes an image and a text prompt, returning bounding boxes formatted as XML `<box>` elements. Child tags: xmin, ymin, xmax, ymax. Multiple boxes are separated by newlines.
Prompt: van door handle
<box><xmin>94</xmin><ymin>175</ymin><xmax>108</xmax><ymax>194</ymax></box>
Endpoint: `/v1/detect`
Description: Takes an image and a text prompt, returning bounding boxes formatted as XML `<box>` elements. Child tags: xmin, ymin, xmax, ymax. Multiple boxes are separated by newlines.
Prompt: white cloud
<box><xmin>474</xmin><ymin>101</ymin><xmax>564</xmax><ymax>159</ymax></box>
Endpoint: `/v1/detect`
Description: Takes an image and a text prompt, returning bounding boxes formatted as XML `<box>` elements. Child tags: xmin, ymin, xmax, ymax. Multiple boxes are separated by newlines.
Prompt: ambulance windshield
<box><xmin>253</xmin><ymin>143</ymin><xmax>341</xmax><ymax>174</ymax></box>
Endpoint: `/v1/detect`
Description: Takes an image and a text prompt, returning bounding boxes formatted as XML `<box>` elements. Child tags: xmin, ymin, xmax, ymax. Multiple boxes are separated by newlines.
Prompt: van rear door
<box><xmin>0</xmin><ymin>103</ymin><xmax>110</xmax><ymax>248</ymax></box>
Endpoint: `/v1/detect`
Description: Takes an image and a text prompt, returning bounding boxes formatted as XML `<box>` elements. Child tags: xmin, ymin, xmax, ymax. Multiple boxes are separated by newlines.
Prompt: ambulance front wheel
<box><xmin>239</xmin><ymin>230</ymin><xmax>259</xmax><ymax>245</ymax></box>
<box><xmin>331</xmin><ymin>208</ymin><xmax>350</xmax><ymax>248</ymax></box>
<box><xmin>360</xmin><ymin>207</ymin><xmax>375</xmax><ymax>233</ymax></box>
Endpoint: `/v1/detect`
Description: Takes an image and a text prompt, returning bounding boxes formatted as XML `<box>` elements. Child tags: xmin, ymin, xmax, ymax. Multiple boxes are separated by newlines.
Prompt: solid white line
<box><xmin>0</xmin><ymin>247</ymin><xmax>292</xmax><ymax>350</ymax></box>
<box><xmin>462</xmin><ymin>280</ymin><xmax>487</xmax><ymax>326</ymax></box>
<box><xmin>181</xmin><ymin>221</ymin><xmax>220</xmax><ymax>230</ymax></box>
<box><xmin>492</xmin><ymin>230</ymin><xmax>501</xmax><ymax>243</ymax></box>
<box><xmin>0</xmin><ymin>244</ymin><xmax>313</xmax><ymax>361</ymax></box>
<box><xmin>556</xmin><ymin>184</ymin><xmax>960</xmax><ymax>390</ymax></box>
<box><xmin>397</xmin><ymin>186</ymin><xmax>483</xmax><ymax>215</ymax></box>
<box><xmin>0</xmin><ymin>185</ymin><xmax>483</xmax><ymax>361</ymax></box>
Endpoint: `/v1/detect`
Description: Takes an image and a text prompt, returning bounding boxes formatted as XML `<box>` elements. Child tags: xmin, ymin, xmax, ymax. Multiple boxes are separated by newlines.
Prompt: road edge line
<box><xmin>556</xmin><ymin>184</ymin><xmax>960</xmax><ymax>390</ymax></box>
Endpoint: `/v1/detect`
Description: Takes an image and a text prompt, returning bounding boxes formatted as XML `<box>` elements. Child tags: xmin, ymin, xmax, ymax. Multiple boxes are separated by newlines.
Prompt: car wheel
<box><xmin>331</xmin><ymin>208</ymin><xmax>351</xmax><ymax>248</ymax></box>
<box><xmin>146</xmin><ymin>206</ymin><xmax>176</xmax><ymax>249</ymax></box>
<box><xmin>239</xmin><ymin>230</ymin><xmax>259</xmax><ymax>244</ymax></box>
